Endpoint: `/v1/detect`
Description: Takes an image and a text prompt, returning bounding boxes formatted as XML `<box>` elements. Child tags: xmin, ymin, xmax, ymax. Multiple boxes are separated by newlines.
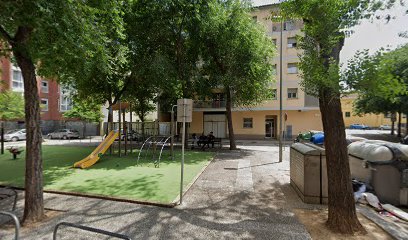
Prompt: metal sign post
<box><xmin>177</xmin><ymin>99</ymin><xmax>192</xmax><ymax>205</ymax></box>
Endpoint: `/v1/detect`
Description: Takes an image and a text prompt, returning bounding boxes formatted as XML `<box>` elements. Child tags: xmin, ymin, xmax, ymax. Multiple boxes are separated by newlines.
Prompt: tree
<box><xmin>124</xmin><ymin>76</ymin><xmax>157</xmax><ymax>139</ymax></box>
<box><xmin>0</xmin><ymin>0</ymin><xmax>123</xmax><ymax>223</ymax></box>
<box><xmin>280</xmin><ymin>0</ymin><xmax>397</xmax><ymax>234</ymax></box>
<box><xmin>0</xmin><ymin>90</ymin><xmax>24</xmax><ymax>120</ymax></box>
<box><xmin>199</xmin><ymin>0</ymin><xmax>275</xmax><ymax>149</ymax></box>
<box><xmin>54</xmin><ymin>2</ymin><xmax>129</xmax><ymax>137</ymax></box>
<box><xmin>63</xmin><ymin>98</ymin><xmax>103</xmax><ymax>138</ymax></box>
<box><xmin>126</xmin><ymin>0</ymin><xmax>208</xmax><ymax>145</ymax></box>
<box><xmin>345</xmin><ymin>46</ymin><xmax>408</xmax><ymax>136</ymax></box>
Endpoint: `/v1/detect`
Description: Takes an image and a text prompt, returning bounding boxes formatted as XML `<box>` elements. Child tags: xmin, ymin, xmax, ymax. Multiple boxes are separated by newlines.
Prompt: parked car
<box><xmin>47</xmin><ymin>129</ymin><xmax>80</xmax><ymax>139</ymax></box>
<box><xmin>349</xmin><ymin>124</ymin><xmax>371</xmax><ymax>130</ymax></box>
<box><xmin>3</xmin><ymin>129</ymin><xmax>26</xmax><ymax>142</ymax></box>
<box><xmin>401</xmin><ymin>135</ymin><xmax>408</xmax><ymax>145</ymax></box>
<box><xmin>379</xmin><ymin>124</ymin><xmax>392</xmax><ymax>130</ymax></box>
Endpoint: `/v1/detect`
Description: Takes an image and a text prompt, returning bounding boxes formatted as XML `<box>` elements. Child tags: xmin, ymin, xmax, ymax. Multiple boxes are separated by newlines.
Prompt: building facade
<box><xmin>0</xmin><ymin>57</ymin><xmax>97</xmax><ymax>134</ymax></box>
<box><xmin>189</xmin><ymin>2</ymin><xmax>323</xmax><ymax>140</ymax></box>
<box><xmin>341</xmin><ymin>94</ymin><xmax>407</xmax><ymax>128</ymax></box>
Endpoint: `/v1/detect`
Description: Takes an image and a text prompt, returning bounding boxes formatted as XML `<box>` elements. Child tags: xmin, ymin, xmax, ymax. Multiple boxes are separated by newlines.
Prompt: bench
<box><xmin>187</xmin><ymin>138</ymin><xmax>222</xmax><ymax>148</ymax></box>
<box><xmin>213</xmin><ymin>138</ymin><xmax>222</xmax><ymax>148</ymax></box>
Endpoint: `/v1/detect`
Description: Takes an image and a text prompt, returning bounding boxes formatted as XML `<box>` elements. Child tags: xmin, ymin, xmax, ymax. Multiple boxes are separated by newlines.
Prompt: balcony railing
<box><xmin>193</xmin><ymin>100</ymin><xmax>226</xmax><ymax>109</ymax></box>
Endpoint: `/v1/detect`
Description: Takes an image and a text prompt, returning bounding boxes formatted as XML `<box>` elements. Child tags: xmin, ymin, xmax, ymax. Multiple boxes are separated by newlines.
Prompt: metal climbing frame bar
<box><xmin>155</xmin><ymin>136</ymin><xmax>173</xmax><ymax>168</ymax></box>
<box><xmin>0</xmin><ymin>211</ymin><xmax>20</xmax><ymax>240</ymax></box>
<box><xmin>137</xmin><ymin>136</ymin><xmax>172</xmax><ymax>167</ymax></box>
<box><xmin>0</xmin><ymin>187</ymin><xmax>18</xmax><ymax>211</ymax></box>
<box><xmin>137</xmin><ymin>136</ymin><xmax>154</xmax><ymax>165</ymax></box>
<box><xmin>53</xmin><ymin>222</ymin><xmax>132</xmax><ymax>240</ymax></box>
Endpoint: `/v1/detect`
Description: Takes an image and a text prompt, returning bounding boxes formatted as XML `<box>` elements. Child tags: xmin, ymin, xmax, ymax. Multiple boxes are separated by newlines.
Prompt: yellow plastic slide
<box><xmin>73</xmin><ymin>130</ymin><xmax>119</xmax><ymax>169</ymax></box>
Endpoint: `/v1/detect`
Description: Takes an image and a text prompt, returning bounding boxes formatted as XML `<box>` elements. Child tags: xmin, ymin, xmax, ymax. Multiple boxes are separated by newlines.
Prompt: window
<box><xmin>60</xmin><ymin>86</ymin><xmax>73</xmax><ymax>112</ymax></box>
<box><xmin>345</xmin><ymin>112</ymin><xmax>351</xmax><ymax>117</ymax></box>
<box><xmin>41</xmin><ymin>80</ymin><xmax>49</xmax><ymax>93</ymax></box>
<box><xmin>403</xmin><ymin>114</ymin><xmax>407</xmax><ymax>118</ymax></box>
<box><xmin>287</xmin><ymin>88</ymin><xmax>298</xmax><ymax>99</ymax></box>
<box><xmin>385</xmin><ymin>113</ymin><xmax>391</xmax><ymax>118</ymax></box>
<box><xmin>287</xmin><ymin>63</ymin><xmax>298</xmax><ymax>74</ymax></box>
<box><xmin>41</xmin><ymin>98</ymin><xmax>48</xmax><ymax>111</ymax></box>
<box><xmin>271</xmin><ymin>89</ymin><xmax>277</xmax><ymax>100</ymax></box>
<box><xmin>12</xmin><ymin>66</ymin><xmax>24</xmax><ymax>90</ymax></box>
<box><xmin>243</xmin><ymin>118</ymin><xmax>253</xmax><ymax>128</ymax></box>
<box><xmin>252</xmin><ymin>16</ymin><xmax>257</xmax><ymax>22</ymax></box>
<box><xmin>272</xmin><ymin>39</ymin><xmax>277</xmax><ymax>46</ymax></box>
<box><xmin>283</xmin><ymin>21</ymin><xmax>295</xmax><ymax>31</ymax></box>
<box><xmin>272</xmin><ymin>64</ymin><xmax>277</xmax><ymax>75</ymax></box>
<box><xmin>287</xmin><ymin>37</ymin><xmax>297</xmax><ymax>48</ymax></box>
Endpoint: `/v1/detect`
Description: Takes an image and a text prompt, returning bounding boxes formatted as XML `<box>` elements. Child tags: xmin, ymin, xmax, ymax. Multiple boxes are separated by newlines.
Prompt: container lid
<box><xmin>348</xmin><ymin>140</ymin><xmax>408</xmax><ymax>163</ymax></box>
<box><xmin>291</xmin><ymin>142</ymin><xmax>322</xmax><ymax>156</ymax></box>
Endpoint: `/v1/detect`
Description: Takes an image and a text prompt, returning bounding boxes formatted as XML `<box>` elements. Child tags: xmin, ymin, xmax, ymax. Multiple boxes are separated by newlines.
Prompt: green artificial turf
<box><xmin>0</xmin><ymin>145</ymin><xmax>214</xmax><ymax>203</ymax></box>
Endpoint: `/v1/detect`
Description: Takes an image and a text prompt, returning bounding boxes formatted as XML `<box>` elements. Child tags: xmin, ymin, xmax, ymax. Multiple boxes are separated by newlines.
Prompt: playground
<box><xmin>0</xmin><ymin>145</ymin><xmax>214</xmax><ymax>204</ymax></box>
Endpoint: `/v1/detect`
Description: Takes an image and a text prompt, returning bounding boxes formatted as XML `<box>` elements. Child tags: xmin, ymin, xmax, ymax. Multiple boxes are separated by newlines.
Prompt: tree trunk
<box><xmin>391</xmin><ymin>117</ymin><xmax>395</xmax><ymax>136</ymax></box>
<box><xmin>83</xmin><ymin>121</ymin><xmax>86</xmax><ymax>138</ymax></box>
<box><xmin>107</xmin><ymin>103</ymin><xmax>113</xmax><ymax>134</ymax></box>
<box><xmin>406</xmin><ymin>112</ymin><xmax>408</xmax><ymax>136</ymax></box>
<box><xmin>317</xmin><ymin>34</ymin><xmax>365</xmax><ymax>234</ymax></box>
<box><xmin>107</xmin><ymin>103</ymin><xmax>113</xmax><ymax>154</ymax></box>
<box><xmin>226</xmin><ymin>87</ymin><xmax>237</xmax><ymax>150</ymax></box>
<box><xmin>397</xmin><ymin>111</ymin><xmax>402</xmax><ymax>138</ymax></box>
<box><xmin>319</xmin><ymin>90</ymin><xmax>365</xmax><ymax>234</ymax></box>
<box><xmin>140</xmin><ymin>116</ymin><xmax>145</xmax><ymax>141</ymax></box>
<box><xmin>14</xmin><ymin>47</ymin><xmax>45</xmax><ymax>223</ymax></box>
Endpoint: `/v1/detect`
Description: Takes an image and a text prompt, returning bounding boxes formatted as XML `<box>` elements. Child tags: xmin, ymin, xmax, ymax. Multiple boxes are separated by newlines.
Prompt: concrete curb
<box><xmin>0</xmin><ymin>185</ymin><xmax>176</xmax><ymax>209</ymax></box>
<box><xmin>172</xmin><ymin>152</ymin><xmax>217</xmax><ymax>205</ymax></box>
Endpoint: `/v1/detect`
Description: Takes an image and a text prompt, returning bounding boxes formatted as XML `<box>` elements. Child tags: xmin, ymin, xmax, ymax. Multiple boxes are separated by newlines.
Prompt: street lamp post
<box><xmin>278</xmin><ymin>18</ymin><xmax>284</xmax><ymax>162</ymax></box>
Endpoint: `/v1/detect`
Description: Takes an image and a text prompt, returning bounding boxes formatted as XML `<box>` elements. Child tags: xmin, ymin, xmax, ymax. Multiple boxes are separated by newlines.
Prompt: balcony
<box><xmin>193</xmin><ymin>100</ymin><xmax>226</xmax><ymax>109</ymax></box>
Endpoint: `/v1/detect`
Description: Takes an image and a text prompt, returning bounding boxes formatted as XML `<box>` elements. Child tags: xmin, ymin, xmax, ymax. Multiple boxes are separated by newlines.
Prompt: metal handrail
<box><xmin>0</xmin><ymin>187</ymin><xmax>18</xmax><ymax>211</ymax></box>
<box><xmin>53</xmin><ymin>222</ymin><xmax>132</xmax><ymax>240</ymax></box>
<box><xmin>0</xmin><ymin>211</ymin><xmax>20</xmax><ymax>240</ymax></box>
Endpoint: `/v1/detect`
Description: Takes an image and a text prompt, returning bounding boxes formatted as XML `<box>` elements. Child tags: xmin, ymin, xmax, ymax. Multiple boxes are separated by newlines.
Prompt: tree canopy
<box><xmin>63</xmin><ymin>99</ymin><xmax>103</xmax><ymax>123</ymax></box>
<box><xmin>0</xmin><ymin>90</ymin><xmax>24</xmax><ymax>120</ymax></box>
<box><xmin>344</xmin><ymin>44</ymin><xmax>408</xmax><ymax>135</ymax></box>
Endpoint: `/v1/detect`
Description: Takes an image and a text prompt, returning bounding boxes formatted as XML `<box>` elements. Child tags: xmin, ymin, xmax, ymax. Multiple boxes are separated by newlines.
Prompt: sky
<box><xmin>251</xmin><ymin>0</ymin><xmax>408</xmax><ymax>64</ymax></box>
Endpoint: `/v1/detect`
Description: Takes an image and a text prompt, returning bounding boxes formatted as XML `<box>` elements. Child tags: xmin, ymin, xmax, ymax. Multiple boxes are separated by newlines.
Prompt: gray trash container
<box><xmin>348</xmin><ymin>140</ymin><xmax>408</xmax><ymax>206</ymax></box>
<box><xmin>290</xmin><ymin>142</ymin><xmax>328</xmax><ymax>204</ymax></box>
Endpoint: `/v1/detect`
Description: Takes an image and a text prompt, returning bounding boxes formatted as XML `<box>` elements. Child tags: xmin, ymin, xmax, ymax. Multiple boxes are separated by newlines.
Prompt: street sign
<box><xmin>176</xmin><ymin>98</ymin><xmax>193</xmax><ymax>205</ymax></box>
<box><xmin>177</xmin><ymin>99</ymin><xmax>193</xmax><ymax>122</ymax></box>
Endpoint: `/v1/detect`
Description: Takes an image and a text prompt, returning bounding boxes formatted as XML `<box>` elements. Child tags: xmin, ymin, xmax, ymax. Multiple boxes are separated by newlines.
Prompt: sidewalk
<box><xmin>1</xmin><ymin>145</ymin><xmax>313</xmax><ymax>239</ymax></box>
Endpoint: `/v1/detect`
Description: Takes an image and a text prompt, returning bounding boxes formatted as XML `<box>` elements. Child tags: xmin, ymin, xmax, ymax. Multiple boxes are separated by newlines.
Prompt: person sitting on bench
<box><xmin>197</xmin><ymin>133</ymin><xmax>207</xmax><ymax>147</ymax></box>
<box><xmin>202</xmin><ymin>131</ymin><xmax>215</xmax><ymax>149</ymax></box>
<box><xmin>191</xmin><ymin>133</ymin><xmax>198</xmax><ymax>149</ymax></box>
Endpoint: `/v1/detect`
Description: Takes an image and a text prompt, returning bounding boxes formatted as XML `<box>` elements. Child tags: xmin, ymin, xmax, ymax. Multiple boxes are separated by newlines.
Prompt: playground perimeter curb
<box><xmin>172</xmin><ymin>151</ymin><xmax>217</xmax><ymax>205</ymax></box>
<box><xmin>0</xmin><ymin>185</ymin><xmax>176</xmax><ymax>209</ymax></box>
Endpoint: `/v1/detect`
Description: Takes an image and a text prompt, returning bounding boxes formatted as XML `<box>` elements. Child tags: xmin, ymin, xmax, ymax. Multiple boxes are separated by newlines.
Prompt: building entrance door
<box><xmin>203</xmin><ymin>114</ymin><xmax>226</xmax><ymax>138</ymax></box>
<box><xmin>265</xmin><ymin>117</ymin><xmax>276</xmax><ymax>138</ymax></box>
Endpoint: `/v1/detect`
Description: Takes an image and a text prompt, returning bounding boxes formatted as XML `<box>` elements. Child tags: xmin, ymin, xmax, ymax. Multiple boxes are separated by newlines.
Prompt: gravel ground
<box><xmin>1</xmin><ymin>143</ymin><xmax>314</xmax><ymax>240</ymax></box>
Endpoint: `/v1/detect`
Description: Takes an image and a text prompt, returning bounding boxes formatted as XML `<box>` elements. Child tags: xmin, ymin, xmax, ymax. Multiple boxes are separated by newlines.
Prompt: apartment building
<box><xmin>189</xmin><ymin>2</ymin><xmax>323</xmax><ymax>139</ymax></box>
<box><xmin>0</xmin><ymin>57</ymin><xmax>89</xmax><ymax>133</ymax></box>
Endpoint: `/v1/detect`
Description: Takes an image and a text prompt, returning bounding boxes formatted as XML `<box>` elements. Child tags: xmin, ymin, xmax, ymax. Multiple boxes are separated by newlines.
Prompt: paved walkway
<box><xmin>1</xmin><ymin>144</ymin><xmax>314</xmax><ymax>239</ymax></box>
